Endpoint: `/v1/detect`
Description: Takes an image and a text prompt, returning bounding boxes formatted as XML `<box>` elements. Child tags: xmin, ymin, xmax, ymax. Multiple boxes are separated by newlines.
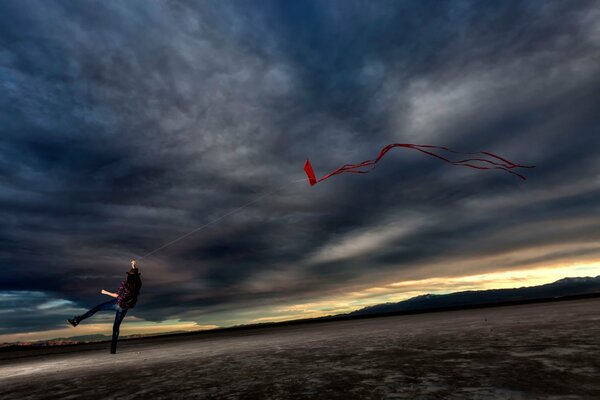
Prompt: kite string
<box><xmin>139</xmin><ymin>178</ymin><xmax>307</xmax><ymax>259</ymax></box>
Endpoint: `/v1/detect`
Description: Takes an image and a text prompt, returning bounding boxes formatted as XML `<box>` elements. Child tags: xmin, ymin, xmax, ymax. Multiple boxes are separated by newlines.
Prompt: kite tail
<box><xmin>305</xmin><ymin>143</ymin><xmax>534</xmax><ymax>186</ymax></box>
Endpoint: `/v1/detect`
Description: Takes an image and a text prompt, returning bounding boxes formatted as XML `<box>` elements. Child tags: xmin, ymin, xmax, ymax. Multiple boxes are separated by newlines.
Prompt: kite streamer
<box><xmin>304</xmin><ymin>143</ymin><xmax>534</xmax><ymax>185</ymax></box>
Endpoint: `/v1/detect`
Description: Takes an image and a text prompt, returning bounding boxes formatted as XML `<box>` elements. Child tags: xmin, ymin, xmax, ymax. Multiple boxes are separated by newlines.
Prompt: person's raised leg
<box><xmin>69</xmin><ymin>299</ymin><xmax>117</xmax><ymax>326</ymax></box>
<box><xmin>110</xmin><ymin>306</ymin><xmax>128</xmax><ymax>354</ymax></box>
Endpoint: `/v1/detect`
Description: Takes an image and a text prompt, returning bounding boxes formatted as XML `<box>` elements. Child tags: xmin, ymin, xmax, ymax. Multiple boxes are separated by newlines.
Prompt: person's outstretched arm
<box><xmin>101</xmin><ymin>289</ymin><xmax>118</xmax><ymax>298</ymax></box>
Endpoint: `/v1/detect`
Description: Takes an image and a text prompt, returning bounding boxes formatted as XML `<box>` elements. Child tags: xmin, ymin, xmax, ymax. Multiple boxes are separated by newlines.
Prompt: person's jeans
<box><xmin>77</xmin><ymin>298</ymin><xmax>128</xmax><ymax>352</ymax></box>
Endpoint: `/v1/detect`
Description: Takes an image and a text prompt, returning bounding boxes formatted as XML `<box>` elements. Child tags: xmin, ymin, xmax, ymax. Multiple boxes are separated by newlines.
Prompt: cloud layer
<box><xmin>1</xmin><ymin>0</ymin><xmax>599</xmax><ymax>335</ymax></box>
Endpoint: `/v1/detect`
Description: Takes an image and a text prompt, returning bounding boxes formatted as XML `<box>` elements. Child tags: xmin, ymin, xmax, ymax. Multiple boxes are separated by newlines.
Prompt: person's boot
<box><xmin>67</xmin><ymin>316</ymin><xmax>80</xmax><ymax>327</ymax></box>
<box><xmin>110</xmin><ymin>342</ymin><xmax>117</xmax><ymax>354</ymax></box>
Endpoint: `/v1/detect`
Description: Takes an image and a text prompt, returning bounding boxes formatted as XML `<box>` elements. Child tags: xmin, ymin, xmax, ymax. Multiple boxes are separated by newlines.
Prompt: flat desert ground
<box><xmin>1</xmin><ymin>298</ymin><xmax>599</xmax><ymax>399</ymax></box>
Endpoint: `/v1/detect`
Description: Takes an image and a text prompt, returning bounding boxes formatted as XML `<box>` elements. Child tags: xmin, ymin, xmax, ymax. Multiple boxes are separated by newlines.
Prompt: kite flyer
<box><xmin>68</xmin><ymin>260</ymin><xmax>142</xmax><ymax>354</ymax></box>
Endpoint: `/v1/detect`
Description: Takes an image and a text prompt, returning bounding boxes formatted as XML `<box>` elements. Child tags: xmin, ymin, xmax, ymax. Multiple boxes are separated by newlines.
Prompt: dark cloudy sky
<box><xmin>1</xmin><ymin>0</ymin><xmax>599</xmax><ymax>342</ymax></box>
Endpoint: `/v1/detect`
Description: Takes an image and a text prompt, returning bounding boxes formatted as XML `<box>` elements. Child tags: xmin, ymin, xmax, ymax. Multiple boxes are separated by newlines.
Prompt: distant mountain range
<box><xmin>44</xmin><ymin>330</ymin><xmax>192</xmax><ymax>343</ymax></box>
<box><xmin>345</xmin><ymin>275</ymin><xmax>600</xmax><ymax>317</ymax></box>
<box><xmin>3</xmin><ymin>276</ymin><xmax>600</xmax><ymax>349</ymax></box>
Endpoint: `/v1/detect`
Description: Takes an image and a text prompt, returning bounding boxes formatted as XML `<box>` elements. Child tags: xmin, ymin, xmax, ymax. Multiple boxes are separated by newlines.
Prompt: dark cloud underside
<box><xmin>0</xmin><ymin>0</ymin><xmax>599</xmax><ymax>333</ymax></box>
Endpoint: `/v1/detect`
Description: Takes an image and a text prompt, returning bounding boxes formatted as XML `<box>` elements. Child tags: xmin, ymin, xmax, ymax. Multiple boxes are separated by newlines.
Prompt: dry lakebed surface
<box><xmin>1</xmin><ymin>297</ymin><xmax>599</xmax><ymax>399</ymax></box>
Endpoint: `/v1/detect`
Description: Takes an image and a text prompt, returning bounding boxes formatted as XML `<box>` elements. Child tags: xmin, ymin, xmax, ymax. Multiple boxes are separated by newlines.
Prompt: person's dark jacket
<box><xmin>116</xmin><ymin>280</ymin><xmax>141</xmax><ymax>309</ymax></box>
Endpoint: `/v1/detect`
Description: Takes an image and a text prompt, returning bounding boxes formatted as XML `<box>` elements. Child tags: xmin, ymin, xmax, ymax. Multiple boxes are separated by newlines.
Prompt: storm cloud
<box><xmin>1</xmin><ymin>0</ymin><xmax>599</xmax><ymax>336</ymax></box>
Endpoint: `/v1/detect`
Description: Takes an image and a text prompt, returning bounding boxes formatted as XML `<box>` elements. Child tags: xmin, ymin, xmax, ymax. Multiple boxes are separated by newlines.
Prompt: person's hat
<box><xmin>127</xmin><ymin>267</ymin><xmax>141</xmax><ymax>275</ymax></box>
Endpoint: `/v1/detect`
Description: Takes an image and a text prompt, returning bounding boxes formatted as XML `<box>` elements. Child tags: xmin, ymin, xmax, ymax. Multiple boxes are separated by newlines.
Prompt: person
<box><xmin>68</xmin><ymin>260</ymin><xmax>142</xmax><ymax>354</ymax></box>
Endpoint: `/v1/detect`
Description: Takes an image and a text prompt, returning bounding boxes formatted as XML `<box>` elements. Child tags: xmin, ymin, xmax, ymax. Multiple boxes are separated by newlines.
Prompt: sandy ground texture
<box><xmin>1</xmin><ymin>298</ymin><xmax>600</xmax><ymax>400</ymax></box>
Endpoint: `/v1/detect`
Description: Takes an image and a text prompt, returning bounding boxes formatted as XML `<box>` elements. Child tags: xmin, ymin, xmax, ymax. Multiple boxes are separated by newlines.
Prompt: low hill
<box><xmin>347</xmin><ymin>276</ymin><xmax>600</xmax><ymax>316</ymax></box>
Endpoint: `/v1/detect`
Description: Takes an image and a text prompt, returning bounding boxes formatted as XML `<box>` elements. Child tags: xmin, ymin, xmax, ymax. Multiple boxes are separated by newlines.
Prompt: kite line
<box><xmin>304</xmin><ymin>143</ymin><xmax>535</xmax><ymax>185</ymax></box>
<box><xmin>139</xmin><ymin>178</ymin><xmax>308</xmax><ymax>259</ymax></box>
